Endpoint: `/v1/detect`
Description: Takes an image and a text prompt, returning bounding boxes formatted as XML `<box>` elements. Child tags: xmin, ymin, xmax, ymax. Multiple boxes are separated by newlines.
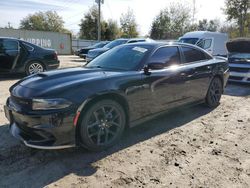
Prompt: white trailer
<box><xmin>179</xmin><ymin>31</ymin><xmax>229</xmax><ymax>56</ymax></box>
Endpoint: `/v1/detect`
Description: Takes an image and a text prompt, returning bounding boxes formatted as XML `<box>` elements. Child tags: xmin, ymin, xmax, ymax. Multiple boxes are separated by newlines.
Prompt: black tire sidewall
<box><xmin>79</xmin><ymin>99</ymin><xmax>126</xmax><ymax>151</ymax></box>
<box><xmin>206</xmin><ymin>77</ymin><xmax>223</xmax><ymax>108</ymax></box>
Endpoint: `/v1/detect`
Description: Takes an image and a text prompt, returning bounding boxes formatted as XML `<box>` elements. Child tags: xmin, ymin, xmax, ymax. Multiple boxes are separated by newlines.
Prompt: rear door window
<box><xmin>0</xmin><ymin>40</ymin><xmax>4</xmax><ymax>53</ymax></box>
<box><xmin>149</xmin><ymin>46</ymin><xmax>181</xmax><ymax>67</ymax></box>
<box><xmin>3</xmin><ymin>40</ymin><xmax>18</xmax><ymax>51</ymax></box>
<box><xmin>181</xmin><ymin>46</ymin><xmax>211</xmax><ymax>63</ymax></box>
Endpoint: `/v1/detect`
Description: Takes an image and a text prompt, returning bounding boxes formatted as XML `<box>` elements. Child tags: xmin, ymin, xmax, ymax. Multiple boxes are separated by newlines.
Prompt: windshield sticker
<box><xmin>132</xmin><ymin>47</ymin><xmax>148</xmax><ymax>53</ymax></box>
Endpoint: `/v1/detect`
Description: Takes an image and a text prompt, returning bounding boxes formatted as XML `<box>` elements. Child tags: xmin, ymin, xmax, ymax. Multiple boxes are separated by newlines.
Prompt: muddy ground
<box><xmin>0</xmin><ymin>56</ymin><xmax>250</xmax><ymax>188</ymax></box>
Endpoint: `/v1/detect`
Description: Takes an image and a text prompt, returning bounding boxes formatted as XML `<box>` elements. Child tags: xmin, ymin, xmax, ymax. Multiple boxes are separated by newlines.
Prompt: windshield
<box><xmin>229</xmin><ymin>53</ymin><xmax>250</xmax><ymax>59</ymax></box>
<box><xmin>104</xmin><ymin>39</ymin><xmax>128</xmax><ymax>49</ymax></box>
<box><xmin>179</xmin><ymin>38</ymin><xmax>199</xmax><ymax>45</ymax></box>
<box><xmin>86</xmin><ymin>45</ymin><xmax>152</xmax><ymax>71</ymax></box>
<box><xmin>92</xmin><ymin>42</ymin><xmax>106</xmax><ymax>48</ymax></box>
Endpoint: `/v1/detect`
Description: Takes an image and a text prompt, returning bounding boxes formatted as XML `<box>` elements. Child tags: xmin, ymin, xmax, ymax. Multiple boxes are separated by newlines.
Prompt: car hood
<box><xmin>12</xmin><ymin>67</ymin><xmax>121</xmax><ymax>97</ymax></box>
<box><xmin>81</xmin><ymin>47</ymin><xmax>93</xmax><ymax>51</ymax></box>
<box><xmin>226</xmin><ymin>39</ymin><xmax>250</xmax><ymax>53</ymax></box>
<box><xmin>90</xmin><ymin>47</ymin><xmax>109</xmax><ymax>53</ymax></box>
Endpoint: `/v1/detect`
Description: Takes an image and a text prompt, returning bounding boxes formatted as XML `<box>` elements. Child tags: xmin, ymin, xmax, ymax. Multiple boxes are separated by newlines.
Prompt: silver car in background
<box><xmin>227</xmin><ymin>38</ymin><xmax>250</xmax><ymax>83</ymax></box>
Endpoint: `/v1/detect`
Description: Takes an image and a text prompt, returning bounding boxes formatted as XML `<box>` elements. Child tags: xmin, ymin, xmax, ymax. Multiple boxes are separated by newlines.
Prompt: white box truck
<box><xmin>179</xmin><ymin>31</ymin><xmax>229</xmax><ymax>56</ymax></box>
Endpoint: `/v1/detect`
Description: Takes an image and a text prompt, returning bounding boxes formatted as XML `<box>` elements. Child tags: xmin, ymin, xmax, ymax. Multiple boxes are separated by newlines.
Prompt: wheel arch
<box><xmin>75</xmin><ymin>92</ymin><xmax>130</xmax><ymax>146</ymax></box>
<box><xmin>25</xmin><ymin>59</ymin><xmax>47</xmax><ymax>71</ymax></box>
<box><xmin>214</xmin><ymin>74</ymin><xmax>224</xmax><ymax>87</ymax></box>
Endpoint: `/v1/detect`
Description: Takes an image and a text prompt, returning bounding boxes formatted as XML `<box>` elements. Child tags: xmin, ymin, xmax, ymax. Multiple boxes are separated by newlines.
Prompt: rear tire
<box><xmin>205</xmin><ymin>77</ymin><xmax>223</xmax><ymax>108</ymax></box>
<box><xmin>25</xmin><ymin>61</ymin><xmax>45</xmax><ymax>75</ymax></box>
<box><xmin>79</xmin><ymin>99</ymin><xmax>126</xmax><ymax>151</ymax></box>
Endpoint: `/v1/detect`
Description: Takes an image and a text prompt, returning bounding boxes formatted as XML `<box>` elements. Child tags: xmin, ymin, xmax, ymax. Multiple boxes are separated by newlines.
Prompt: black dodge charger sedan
<box><xmin>0</xmin><ymin>37</ymin><xmax>59</xmax><ymax>75</ymax></box>
<box><xmin>4</xmin><ymin>42</ymin><xmax>229</xmax><ymax>151</ymax></box>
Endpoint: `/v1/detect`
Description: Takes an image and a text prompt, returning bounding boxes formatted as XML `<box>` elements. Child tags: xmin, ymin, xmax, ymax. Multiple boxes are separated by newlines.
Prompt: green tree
<box><xmin>220</xmin><ymin>23</ymin><xmax>239</xmax><ymax>38</ymax></box>
<box><xmin>150</xmin><ymin>9</ymin><xmax>171</xmax><ymax>39</ymax></box>
<box><xmin>79</xmin><ymin>6</ymin><xmax>120</xmax><ymax>40</ymax></box>
<box><xmin>224</xmin><ymin>0</ymin><xmax>249</xmax><ymax>37</ymax></box>
<box><xmin>79</xmin><ymin>6</ymin><xmax>99</xmax><ymax>40</ymax></box>
<box><xmin>197</xmin><ymin>19</ymin><xmax>220</xmax><ymax>31</ymax></box>
<box><xmin>120</xmin><ymin>8</ymin><xmax>139</xmax><ymax>38</ymax></box>
<box><xmin>19</xmin><ymin>11</ymin><xmax>68</xmax><ymax>33</ymax></box>
<box><xmin>150</xmin><ymin>3</ymin><xmax>191</xmax><ymax>39</ymax></box>
<box><xmin>102</xmin><ymin>19</ymin><xmax>120</xmax><ymax>40</ymax></box>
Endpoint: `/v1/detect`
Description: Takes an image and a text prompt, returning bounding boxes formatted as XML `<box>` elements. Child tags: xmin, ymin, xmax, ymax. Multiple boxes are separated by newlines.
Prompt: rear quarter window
<box><xmin>181</xmin><ymin>46</ymin><xmax>211</xmax><ymax>63</ymax></box>
<box><xmin>23</xmin><ymin>43</ymin><xmax>34</xmax><ymax>51</ymax></box>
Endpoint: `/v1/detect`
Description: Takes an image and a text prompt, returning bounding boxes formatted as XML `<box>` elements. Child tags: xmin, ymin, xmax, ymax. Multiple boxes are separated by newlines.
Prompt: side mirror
<box><xmin>148</xmin><ymin>62</ymin><xmax>164</xmax><ymax>70</ymax></box>
<box><xmin>143</xmin><ymin>62</ymin><xmax>164</xmax><ymax>75</ymax></box>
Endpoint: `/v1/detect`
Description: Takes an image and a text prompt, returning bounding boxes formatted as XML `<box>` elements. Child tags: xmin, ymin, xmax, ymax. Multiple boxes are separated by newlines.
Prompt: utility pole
<box><xmin>95</xmin><ymin>0</ymin><xmax>104</xmax><ymax>41</ymax></box>
<box><xmin>192</xmin><ymin>0</ymin><xmax>196</xmax><ymax>25</ymax></box>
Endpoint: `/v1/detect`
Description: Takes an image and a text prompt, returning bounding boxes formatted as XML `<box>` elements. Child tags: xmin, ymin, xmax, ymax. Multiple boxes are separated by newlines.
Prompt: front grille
<box><xmin>229</xmin><ymin>76</ymin><xmax>243</xmax><ymax>81</ymax></box>
<box><xmin>229</xmin><ymin>67</ymin><xmax>250</xmax><ymax>73</ymax></box>
<box><xmin>228</xmin><ymin>57</ymin><xmax>250</xmax><ymax>65</ymax></box>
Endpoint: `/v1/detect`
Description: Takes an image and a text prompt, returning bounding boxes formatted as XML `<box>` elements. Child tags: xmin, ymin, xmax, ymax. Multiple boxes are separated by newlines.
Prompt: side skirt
<box><xmin>129</xmin><ymin>100</ymin><xmax>205</xmax><ymax>128</ymax></box>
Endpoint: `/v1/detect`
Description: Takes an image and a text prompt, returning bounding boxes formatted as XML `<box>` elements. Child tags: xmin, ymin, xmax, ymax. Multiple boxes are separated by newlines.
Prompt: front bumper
<box><xmin>229</xmin><ymin>63</ymin><xmax>250</xmax><ymax>83</ymax></box>
<box><xmin>4</xmin><ymin>98</ymin><xmax>76</xmax><ymax>149</ymax></box>
<box><xmin>229</xmin><ymin>71</ymin><xmax>250</xmax><ymax>83</ymax></box>
<box><xmin>79</xmin><ymin>53</ymin><xmax>87</xmax><ymax>58</ymax></box>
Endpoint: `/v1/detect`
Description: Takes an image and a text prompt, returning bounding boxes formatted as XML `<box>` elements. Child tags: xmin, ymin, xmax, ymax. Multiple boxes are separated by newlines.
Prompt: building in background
<box><xmin>0</xmin><ymin>28</ymin><xmax>72</xmax><ymax>55</ymax></box>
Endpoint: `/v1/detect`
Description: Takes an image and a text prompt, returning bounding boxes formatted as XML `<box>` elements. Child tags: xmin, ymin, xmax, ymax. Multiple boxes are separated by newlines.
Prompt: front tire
<box><xmin>205</xmin><ymin>77</ymin><xmax>223</xmax><ymax>108</ymax></box>
<box><xmin>79</xmin><ymin>99</ymin><xmax>126</xmax><ymax>151</ymax></box>
<box><xmin>25</xmin><ymin>61</ymin><xmax>45</xmax><ymax>75</ymax></box>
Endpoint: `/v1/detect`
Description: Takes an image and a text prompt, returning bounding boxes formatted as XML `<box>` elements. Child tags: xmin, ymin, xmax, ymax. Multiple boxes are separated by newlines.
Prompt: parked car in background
<box><xmin>5</xmin><ymin>42</ymin><xmax>229</xmax><ymax>151</ymax></box>
<box><xmin>179</xmin><ymin>31</ymin><xmax>228</xmax><ymax>57</ymax></box>
<box><xmin>226</xmin><ymin>38</ymin><xmax>250</xmax><ymax>83</ymax></box>
<box><xmin>0</xmin><ymin>37</ymin><xmax>59</xmax><ymax>75</ymax></box>
<box><xmin>86</xmin><ymin>38</ymin><xmax>154</xmax><ymax>62</ymax></box>
<box><xmin>75</xmin><ymin>41</ymin><xmax>109</xmax><ymax>58</ymax></box>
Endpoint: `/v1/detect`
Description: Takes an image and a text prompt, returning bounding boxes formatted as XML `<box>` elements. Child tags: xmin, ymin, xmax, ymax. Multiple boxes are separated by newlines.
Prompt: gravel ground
<box><xmin>0</xmin><ymin>56</ymin><xmax>250</xmax><ymax>188</ymax></box>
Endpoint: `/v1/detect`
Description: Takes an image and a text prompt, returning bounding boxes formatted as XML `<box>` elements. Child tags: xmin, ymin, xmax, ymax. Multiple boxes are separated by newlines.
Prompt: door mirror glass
<box><xmin>147</xmin><ymin>62</ymin><xmax>165</xmax><ymax>70</ymax></box>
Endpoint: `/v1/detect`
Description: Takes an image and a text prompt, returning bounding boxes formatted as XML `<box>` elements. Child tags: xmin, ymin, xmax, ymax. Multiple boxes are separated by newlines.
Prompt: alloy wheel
<box><xmin>86</xmin><ymin>105</ymin><xmax>123</xmax><ymax>146</ymax></box>
<box><xmin>28</xmin><ymin>62</ymin><xmax>44</xmax><ymax>74</ymax></box>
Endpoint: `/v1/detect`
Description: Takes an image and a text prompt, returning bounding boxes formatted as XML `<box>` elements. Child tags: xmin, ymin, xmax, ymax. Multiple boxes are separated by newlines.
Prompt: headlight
<box><xmin>32</xmin><ymin>98</ymin><xmax>72</xmax><ymax>110</ymax></box>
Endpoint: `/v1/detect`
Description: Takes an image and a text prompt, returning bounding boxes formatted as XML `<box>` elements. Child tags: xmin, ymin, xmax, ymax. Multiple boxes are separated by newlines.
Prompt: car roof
<box><xmin>0</xmin><ymin>37</ymin><xmax>19</xmax><ymax>41</ymax></box>
<box><xmin>181</xmin><ymin>31</ymin><xmax>228</xmax><ymax>38</ymax></box>
<box><xmin>123</xmin><ymin>41</ymin><xmax>202</xmax><ymax>48</ymax></box>
<box><xmin>123</xmin><ymin>41</ymin><xmax>213</xmax><ymax>57</ymax></box>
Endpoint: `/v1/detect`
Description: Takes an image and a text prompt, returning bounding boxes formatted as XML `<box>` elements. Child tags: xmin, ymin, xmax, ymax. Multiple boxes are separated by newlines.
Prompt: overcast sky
<box><xmin>0</xmin><ymin>0</ymin><xmax>227</xmax><ymax>36</ymax></box>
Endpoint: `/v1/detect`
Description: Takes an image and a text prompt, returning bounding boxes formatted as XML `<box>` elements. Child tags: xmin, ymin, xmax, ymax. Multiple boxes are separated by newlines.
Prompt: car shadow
<box><xmin>224</xmin><ymin>83</ymin><xmax>250</xmax><ymax>97</ymax></box>
<box><xmin>68</xmin><ymin>56</ymin><xmax>86</xmax><ymax>63</ymax></box>
<box><xmin>0</xmin><ymin>73</ymin><xmax>25</xmax><ymax>81</ymax></box>
<box><xmin>0</xmin><ymin>104</ymin><xmax>213</xmax><ymax>187</ymax></box>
